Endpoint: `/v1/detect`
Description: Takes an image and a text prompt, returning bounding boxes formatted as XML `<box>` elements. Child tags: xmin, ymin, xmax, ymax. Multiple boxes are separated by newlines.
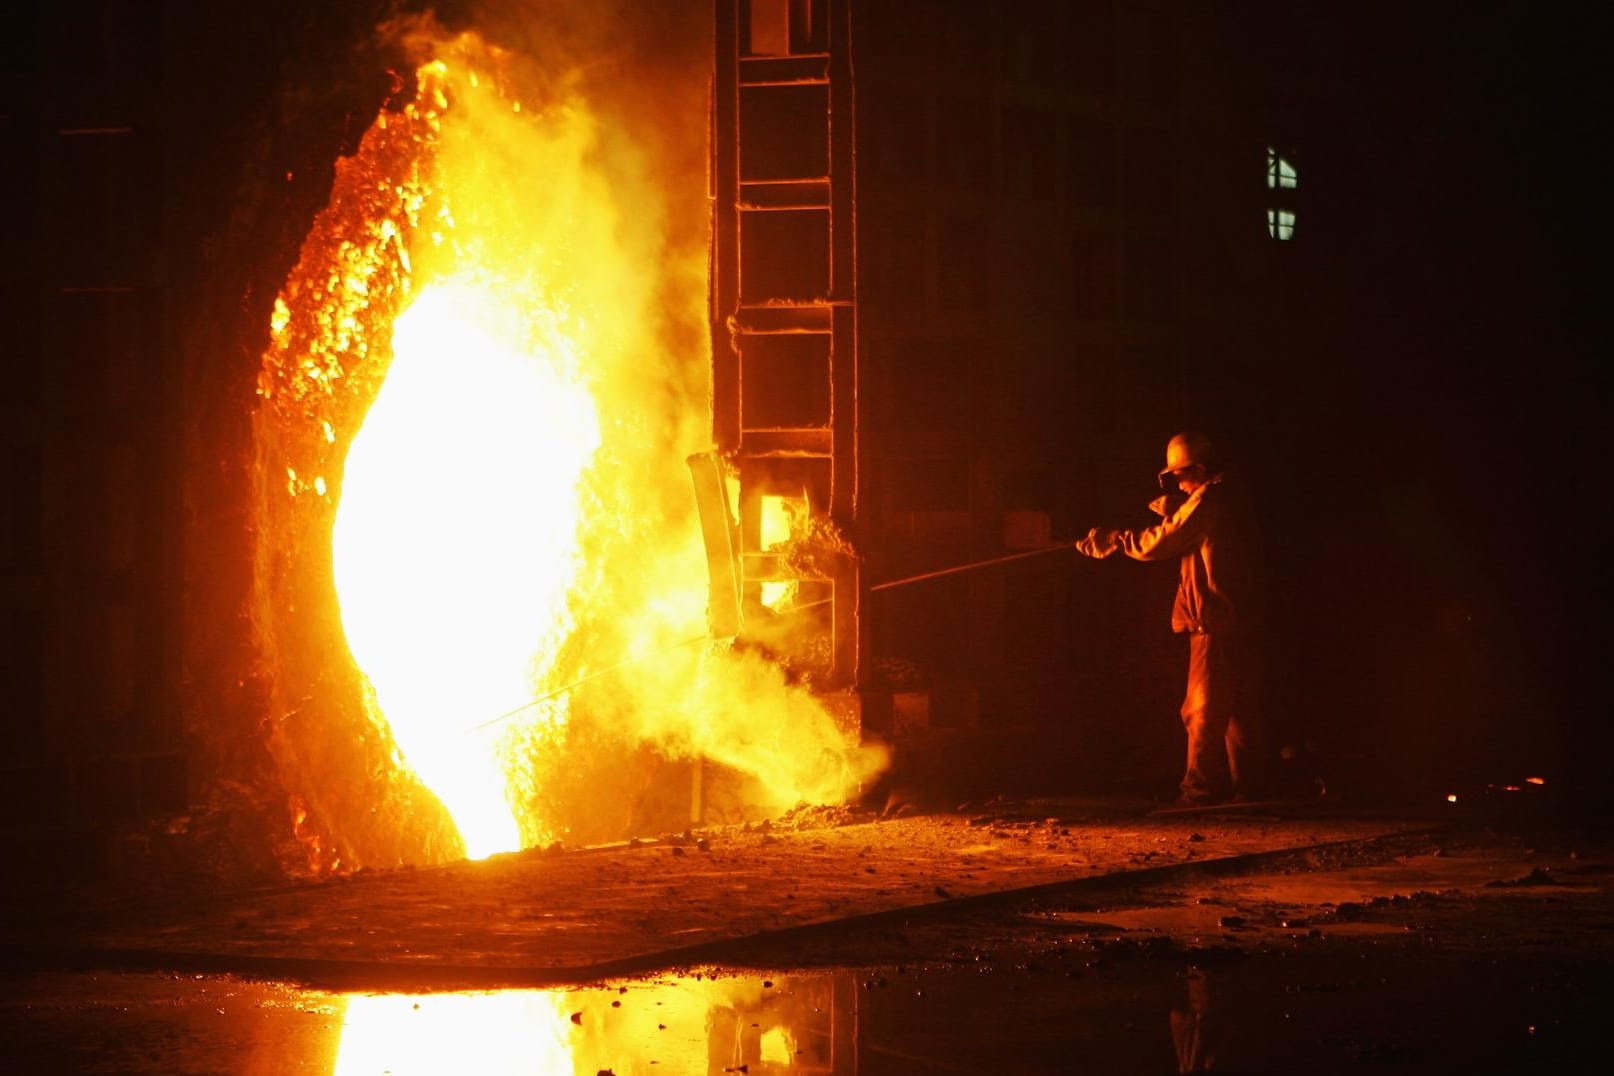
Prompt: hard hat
<box><xmin>1157</xmin><ymin>432</ymin><xmax>1215</xmax><ymax>484</ymax></box>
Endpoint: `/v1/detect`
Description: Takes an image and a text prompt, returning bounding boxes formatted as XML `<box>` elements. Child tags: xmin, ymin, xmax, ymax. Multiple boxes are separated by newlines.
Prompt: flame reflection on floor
<box><xmin>334</xmin><ymin>991</ymin><xmax>575</xmax><ymax>1075</ymax></box>
<box><xmin>332</xmin><ymin>976</ymin><xmax>829</xmax><ymax>1075</ymax></box>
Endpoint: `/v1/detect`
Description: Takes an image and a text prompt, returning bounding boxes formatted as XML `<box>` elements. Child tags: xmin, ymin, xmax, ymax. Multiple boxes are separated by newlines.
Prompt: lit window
<box><xmin>1265</xmin><ymin>145</ymin><xmax>1297</xmax><ymax>240</ymax></box>
<box><xmin>1266</xmin><ymin>147</ymin><xmax>1297</xmax><ymax>189</ymax></box>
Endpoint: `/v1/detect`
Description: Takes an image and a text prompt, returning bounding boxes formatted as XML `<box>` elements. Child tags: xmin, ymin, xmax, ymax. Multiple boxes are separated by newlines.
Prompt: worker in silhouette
<box><xmin>1075</xmin><ymin>432</ymin><xmax>1264</xmax><ymax>805</ymax></box>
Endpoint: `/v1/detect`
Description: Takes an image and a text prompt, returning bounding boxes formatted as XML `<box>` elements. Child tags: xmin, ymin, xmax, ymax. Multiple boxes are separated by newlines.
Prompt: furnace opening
<box><xmin>247</xmin><ymin>24</ymin><xmax>882</xmax><ymax>872</ymax></box>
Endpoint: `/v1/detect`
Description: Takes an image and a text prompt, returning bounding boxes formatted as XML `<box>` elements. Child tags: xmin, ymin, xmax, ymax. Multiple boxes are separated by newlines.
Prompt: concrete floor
<box><xmin>3</xmin><ymin>794</ymin><xmax>1610</xmax><ymax>1072</ymax></box>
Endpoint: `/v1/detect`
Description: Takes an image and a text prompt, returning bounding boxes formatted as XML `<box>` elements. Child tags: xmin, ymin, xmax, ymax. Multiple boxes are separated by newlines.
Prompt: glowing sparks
<box><xmin>334</xmin><ymin>283</ymin><xmax>600</xmax><ymax>858</ymax></box>
<box><xmin>270</xmin><ymin>297</ymin><xmax>291</xmax><ymax>337</ymax></box>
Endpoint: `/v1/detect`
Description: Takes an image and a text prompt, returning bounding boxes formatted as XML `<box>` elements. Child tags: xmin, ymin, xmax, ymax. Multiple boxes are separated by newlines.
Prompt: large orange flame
<box><xmin>333</xmin><ymin>282</ymin><xmax>599</xmax><ymax>858</ymax></box>
<box><xmin>258</xmin><ymin>28</ymin><xmax>886</xmax><ymax>867</ymax></box>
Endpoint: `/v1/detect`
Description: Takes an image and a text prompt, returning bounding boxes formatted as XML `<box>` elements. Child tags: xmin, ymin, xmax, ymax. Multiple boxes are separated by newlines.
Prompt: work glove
<box><xmin>1148</xmin><ymin>493</ymin><xmax>1184</xmax><ymax>518</ymax></box>
<box><xmin>1074</xmin><ymin>527</ymin><xmax>1121</xmax><ymax>558</ymax></box>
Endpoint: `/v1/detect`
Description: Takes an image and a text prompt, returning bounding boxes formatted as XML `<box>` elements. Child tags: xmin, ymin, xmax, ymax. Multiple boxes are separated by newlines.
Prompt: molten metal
<box><xmin>334</xmin><ymin>283</ymin><xmax>599</xmax><ymax>858</ymax></box>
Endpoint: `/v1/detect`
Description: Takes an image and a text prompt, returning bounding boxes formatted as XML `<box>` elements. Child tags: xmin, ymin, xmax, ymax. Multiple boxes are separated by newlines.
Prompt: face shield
<box><xmin>1162</xmin><ymin>462</ymin><xmax>1217</xmax><ymax>495</ymax></box>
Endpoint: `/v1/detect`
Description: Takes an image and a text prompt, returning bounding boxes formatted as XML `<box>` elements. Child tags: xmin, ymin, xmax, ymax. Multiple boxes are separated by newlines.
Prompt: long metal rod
<box><xmin>868</xmin><ymin>545</ymin><xmax>1069</xmax><ymax>592</ymax></box>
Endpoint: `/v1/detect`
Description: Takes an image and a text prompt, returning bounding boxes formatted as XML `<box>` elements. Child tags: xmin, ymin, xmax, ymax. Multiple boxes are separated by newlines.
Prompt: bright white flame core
<box><xmin>333</xmin><ymin>281</ymin><xmax>601</xmax><ymax>858</ymax></box>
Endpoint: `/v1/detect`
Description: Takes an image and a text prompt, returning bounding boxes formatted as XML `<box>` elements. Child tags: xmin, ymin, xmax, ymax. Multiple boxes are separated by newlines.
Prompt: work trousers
<box><xmin>1179</xmin><ymin>630</ymin><xmax>1260</xmax><ymax>802</ymax></box>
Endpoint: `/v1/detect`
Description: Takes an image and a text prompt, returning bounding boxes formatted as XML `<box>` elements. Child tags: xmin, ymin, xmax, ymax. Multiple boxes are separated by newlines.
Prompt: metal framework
<box><xmin>710</xmin><ymin>0</ymin><xmax>861</xmax><ymax>690</ymax></box>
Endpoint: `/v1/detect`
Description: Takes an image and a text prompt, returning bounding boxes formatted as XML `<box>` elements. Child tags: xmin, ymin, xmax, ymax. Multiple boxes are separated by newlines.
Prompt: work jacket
<box><xmin>1114</xmin><ymin>474</ymin><xmax>1261</xmax><ymax>635</ymax></box>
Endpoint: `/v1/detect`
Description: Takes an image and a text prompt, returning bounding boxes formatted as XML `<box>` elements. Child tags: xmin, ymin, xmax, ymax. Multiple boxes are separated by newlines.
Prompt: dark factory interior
<box><xmin>2</xmin><ymin>1</ymin><xmax>1605</xmax><ymax>1072</ymax></box>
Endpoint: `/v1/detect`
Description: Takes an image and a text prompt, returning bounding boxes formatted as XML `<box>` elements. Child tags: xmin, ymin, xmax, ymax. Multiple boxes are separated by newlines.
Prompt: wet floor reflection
<box><xmin>335</xmin><ymin>991</ymin><xmax>573</xmax><ymax>1074</ymax></box>
<box><xmin>325</xmin><ymin>955</ymin><xmax>1603</xmax><ymax>1074</ymax></box>
<box><xmin>334</xmin><ymin>975</ymin><xmax>848</xmax><ymax>1075</ymax></box>
<box><xmin>1168</xmin><ymin>968</ymin><xmax>1213</xmax><ymax>1073</ymax></box>
<box><xmin>3</xmin><ymin>946</ymin><xmax>1606</xmax><ymax>1073</ymax></box>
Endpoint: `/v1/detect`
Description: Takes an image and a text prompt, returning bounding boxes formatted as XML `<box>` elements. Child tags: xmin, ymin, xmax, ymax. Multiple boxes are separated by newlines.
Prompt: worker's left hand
<box><xmin>1148</xmin><ymin>493</ymin><xmax>1184</xmax><ymax>518</ymax></box>
<box><xmin>1074</xmin><ymin>527</ymin><xmax>1121</xmax><ymax>558</ymax></box>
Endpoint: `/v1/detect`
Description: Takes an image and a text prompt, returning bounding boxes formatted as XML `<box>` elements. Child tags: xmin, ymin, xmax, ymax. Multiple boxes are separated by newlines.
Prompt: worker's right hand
<box><xmin>1074</xmin><ymin>527</ymin><xmax>1121</xmax><ymax>558</ymax></box>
